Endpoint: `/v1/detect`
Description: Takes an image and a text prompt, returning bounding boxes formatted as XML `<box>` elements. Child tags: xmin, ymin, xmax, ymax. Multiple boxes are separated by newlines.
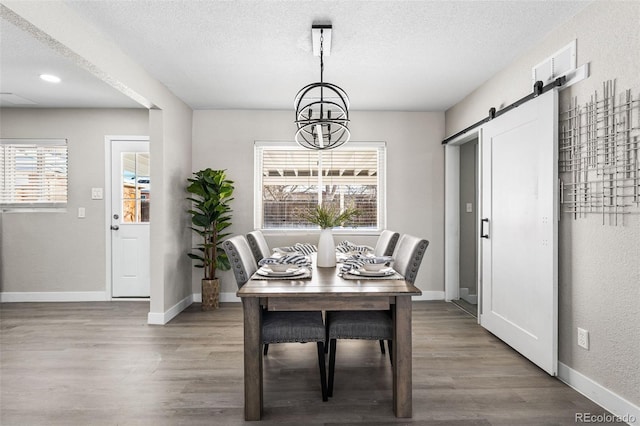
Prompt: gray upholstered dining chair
<box><xmin>373</xmin><ymin>229</ymin><xmax>400</xmax><ymax>257</ymax></box>
<box><xmin>372</xmin><ymin>230</ymin><xmax>400</xmax><ymax>354</ymax></box>
<box><xmin>326</xmin><ymin>230</ymin><xmax>401</xmax><ymax>356</ymax></box>
<box><xmin>325</xmin><ymin>234</ymin><xmax>429</xmax><ymax>397</ymax></box>
<box><xmin>246</xmin><ymin>230</ymin><xmax>271</xmax><ymax>263</ymax></box>
<box><xmin>222</xmin><ymin>234</ymin><xmax>328</xmax><ymax>401</ymax></box>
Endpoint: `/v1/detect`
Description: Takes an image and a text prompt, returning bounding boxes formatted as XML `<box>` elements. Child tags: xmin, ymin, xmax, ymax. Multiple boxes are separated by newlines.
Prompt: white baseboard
<box><xmin>221</xmin><ymin>292</ymin><xmax>241</xmax><ymax>302</ymax></box>
<box><xmin>0</xmin><ymin>291</ymin><xmax>108</xmax><ymax>302</ymax></box>
<box><xmin>192</xmin><ymin>292</ymin><xmax>240</xmax><ymax>303</ymax></box>
<box><xmin>462</xmin><ymin>294</ymin><xmax>478</xmax><ymax>304</ymax></box>
<box><xmin>147</xmin><ymin>294</ymin><xmax>193</xmax><ymax>325</ymax></box>
<box><xmin>558</xmin><ymin>362</ymin><xmax>639</xmax><ymax>425</ymax></box>
<box><xmin>412</xmin><ymin>291</ymin><xmax>445</xmax><ymax>301</ymax></box>
<box><xmin>459</xmin><ymin>288</ymin><xmax>478</xmax><ymax>304</ymax></box>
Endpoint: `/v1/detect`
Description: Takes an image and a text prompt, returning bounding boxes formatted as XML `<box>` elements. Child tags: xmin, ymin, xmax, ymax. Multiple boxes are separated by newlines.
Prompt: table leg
<box><xmin>243</xmin><ymin>298</ymin><xmax>262</xmax><ymax>420</ymax></box>
<box><xmin>392</xmin><ymin>296</ymin><xmax>412</xmax><ymax>418</ymax></box>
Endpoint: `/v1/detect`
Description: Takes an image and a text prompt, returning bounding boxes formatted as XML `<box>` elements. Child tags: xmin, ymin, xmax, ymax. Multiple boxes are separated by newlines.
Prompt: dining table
<box><xmin>236</xmin><ymin>254</ymin><xmax>422</xmax><ymax>421</ymax></box>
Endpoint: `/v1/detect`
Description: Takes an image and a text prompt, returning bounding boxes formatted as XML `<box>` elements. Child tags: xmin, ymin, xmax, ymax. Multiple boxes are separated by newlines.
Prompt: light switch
<box><xmin>78</xmin><ymin>207</ymin><xmax>86</xmax><ymax>218</ymax></box>
<box><xmin>466</xmin><ymin>203</ymin><xmax>473</xmax><ymax>213</ymax></box>
<box><xmin>91</xmin><ymin>187</ymin><xmax>103</xmax><ymax>200</ymax></box>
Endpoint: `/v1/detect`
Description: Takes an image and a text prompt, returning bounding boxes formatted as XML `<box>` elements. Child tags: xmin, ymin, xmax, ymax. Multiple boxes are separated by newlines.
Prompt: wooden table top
<box><xmin>237</xmin><ymin>263</ymin><xmax>422</xmax><ymax>298</ymax></box>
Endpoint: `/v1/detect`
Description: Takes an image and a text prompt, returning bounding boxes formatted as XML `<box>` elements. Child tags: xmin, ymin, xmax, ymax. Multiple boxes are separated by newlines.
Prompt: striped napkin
<box><xmin>273</xmin><ymin>243</ymin><xmax>317</xmax><ymax>256</ymax></box>
<box><xmin>336</xmin><ymin>240</ymin><xmax>374</xmax><ymax>254</ymax></box>
<box><xmin>258</xmin><ymin>254</ymin><xmax>312</xmax><ymax>267</ymax></box>
<box><xmin>338</xmin><ymin>254</ymin><xmax>393</xmax><ymax>273</ymax></box>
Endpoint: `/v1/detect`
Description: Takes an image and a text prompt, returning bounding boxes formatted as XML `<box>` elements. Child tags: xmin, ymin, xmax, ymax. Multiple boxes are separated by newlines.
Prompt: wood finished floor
<box><xmin>0</xmin><ymin>301</ymin><xmax>612</xmax><ymax>425</ymax></box>
<box><xmin>450</xmin><ymin>299</ymin><xmax>477</xmax><ymax>317</ymax></box>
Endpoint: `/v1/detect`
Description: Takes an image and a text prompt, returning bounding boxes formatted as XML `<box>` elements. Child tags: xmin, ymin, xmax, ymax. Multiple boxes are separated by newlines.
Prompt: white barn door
<box><xmin>479</xmin><ymin>90</ymin><xmax>558</xmax><ymax>375</ymax></box>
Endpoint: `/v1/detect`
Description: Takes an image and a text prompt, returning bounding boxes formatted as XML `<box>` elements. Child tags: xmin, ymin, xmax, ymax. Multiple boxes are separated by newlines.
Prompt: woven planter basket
<box><xmin>201</xmin><ymin>278</ymin><xmax>220</xmax><ymax>311</ymax></box>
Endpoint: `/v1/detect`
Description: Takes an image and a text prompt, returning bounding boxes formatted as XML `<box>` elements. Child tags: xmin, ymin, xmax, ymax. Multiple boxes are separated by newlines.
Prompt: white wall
<box><xmin>0</xmin><ymin>108</ymin><xmax>148</xmax><ymax>296</ymax></box>
<box><xmin>445</xmin><ymin>1</ymin><xmax>639</xmax><ymax>407</ymax></box>
<box><xmin>192</xmin><ymin>110</ymin><xmax>445</xmax><ymax>298</ymax></box>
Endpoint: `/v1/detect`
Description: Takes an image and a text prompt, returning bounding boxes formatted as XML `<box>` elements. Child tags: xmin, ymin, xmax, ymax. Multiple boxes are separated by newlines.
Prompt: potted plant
<box><xmin>301</xmin><ymin>203</ymin><xmax>359</xmax><ymax>267</ymax></box>
<box><xmin>187</xmin><ymin>168</ymin><xmax>234</xmax><ymax>310</ymax></box>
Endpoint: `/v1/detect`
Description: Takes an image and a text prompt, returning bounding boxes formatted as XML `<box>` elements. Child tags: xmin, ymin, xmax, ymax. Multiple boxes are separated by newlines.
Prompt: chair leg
<box><xmin>316</xmin><ymin>342</ymin><xmax>328</xmax><ymax>402</ymax></box>
<box><xmin>387</xmin><ymin>340</ymin><xmax>393</xmax><ymax>365</ymax></box>
<box><xmin>263</xmin><ymin>344</ymin><xmax>269</xmax><ymax>355</ymax></box>
<box><xmin>328</xmin><ymin>338</ymin><xmax>336</xmax><ymax>397</ymax></box>
<box><xmin>325</xmin><ymin>327</ymin><xmax>329</xmax><ymax>353</ymax></box>
<box><xmin>379</xmin><ymin>339</ymin><xmax>386</xmax><ymax>354</ymax></box>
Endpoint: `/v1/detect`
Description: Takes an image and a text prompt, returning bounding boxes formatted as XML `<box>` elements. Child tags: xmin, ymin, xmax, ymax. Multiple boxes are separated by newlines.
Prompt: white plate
<box><xmin>348</xmin><ymin>268</ymin><xmax>395</xmax><ymax>277</ymax></box>
<box><xmin>257</xmin><ymin>267</ymin><xmax>306</xmax><ymax>277</ymax></box>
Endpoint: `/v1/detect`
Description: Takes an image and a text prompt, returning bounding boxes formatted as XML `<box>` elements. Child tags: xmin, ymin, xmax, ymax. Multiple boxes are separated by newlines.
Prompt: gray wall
<box><xmin>445</xmin><ymin>2</ymin><xmax>639</xmax><ymax>405</ymax></box>
<box><xmin>0</xmin><ymin>108</ymin><xmax>148</xmax><ymax>294</ymax></box>
<box><xmin>150</xmin><ymin>106</ymin><xmax>193</xmax><ymax>314</ymax></box>
<box><xmin>3</xmin><ymin>1</ymin><xmax>195</xmax><ymax>318</ymax></box>
<box><xmin>192</xmin><ymin>110</ymin><xmax>445</xmax><ymax>297</ymax></box>
<box><xmin>458</xmin><ymin>139</ymin><xmax>477</xmax><ymax>294</ymax></box>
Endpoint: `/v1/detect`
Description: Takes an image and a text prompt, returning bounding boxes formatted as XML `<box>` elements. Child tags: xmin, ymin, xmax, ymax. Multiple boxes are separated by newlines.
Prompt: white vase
<box><xmin>317</xmin><ymin>228</ymin><xmax>336</xmax><ymax>267</ymax></box>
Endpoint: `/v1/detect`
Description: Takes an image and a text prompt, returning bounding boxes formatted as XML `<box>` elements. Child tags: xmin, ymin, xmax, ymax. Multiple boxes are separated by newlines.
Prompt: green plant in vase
<box><xmin>301</xmin><ymin>204</ymin><xmax>360</xmax><ymax>229</ymax></box>
<box><xmin>186</xmin><ymin>168</ymin><xmax>234</xmax><ymax>310</ymax></box>
<box><xmin>301</xmin><ymin>203</ymin><xmax>360</xmax><ymax>267</ymax></box>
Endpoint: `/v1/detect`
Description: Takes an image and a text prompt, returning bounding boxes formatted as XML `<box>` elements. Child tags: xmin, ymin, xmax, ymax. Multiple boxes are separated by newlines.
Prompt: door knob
<box><xmin>110</xmin><ymin>225</ymin><xmax>120</xmax><ymax>231</ymax></box>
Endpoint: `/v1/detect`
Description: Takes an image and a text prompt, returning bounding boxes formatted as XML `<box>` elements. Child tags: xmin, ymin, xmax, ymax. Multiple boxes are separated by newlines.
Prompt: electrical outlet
<box><xmin>466</xmin><ymin>203</ymin><xmax>473</xmax><ymax>213</ymax></box>
<box><xmin>78</xmin><ymin>207</ymin><xmax>86</xmax><ymax>218</ymax></box>
<box><xmin>577</xmin><ymin>327</ymin><xmax>589</xmax><ymax>350</ymax></box>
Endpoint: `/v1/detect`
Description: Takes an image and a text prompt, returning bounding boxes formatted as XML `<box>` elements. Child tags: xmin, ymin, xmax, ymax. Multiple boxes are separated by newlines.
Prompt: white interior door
<box><xmin>479</xmin><ymin>90</ymin><xmax>558</xmax><ymax>375</ymax></box>
<box><xmin>111</xmin><ymin>140</ymin><xmax>150</xmax><ymax>297</ymax></box>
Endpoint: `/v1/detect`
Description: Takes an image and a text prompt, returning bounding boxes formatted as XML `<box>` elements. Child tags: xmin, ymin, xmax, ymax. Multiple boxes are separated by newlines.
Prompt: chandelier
<box><xmin>294</xmin><ymin>24</ymin><xmax>350</xmax><ymax>150</ymax></box>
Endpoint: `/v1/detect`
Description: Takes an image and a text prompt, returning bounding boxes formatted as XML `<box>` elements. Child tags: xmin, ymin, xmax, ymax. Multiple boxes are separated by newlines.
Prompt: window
<box><xmin>0</xmin><ymin>139</ymin><xmax>68</xmax><ymax>210</ymax></box>
<box><xmin>255</xmin><ymin>141</ymin><xmax>386</xmax><ymax>231</ymax></box>
<box><xmin>121</xmin><ymin>152</ymin><xmax>150</xmax><ymax>223</ymax></box>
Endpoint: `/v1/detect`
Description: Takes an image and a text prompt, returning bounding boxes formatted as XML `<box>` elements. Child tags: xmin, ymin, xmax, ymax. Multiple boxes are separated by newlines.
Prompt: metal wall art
<box><xmin>559</xmin><ymin>80</ymin><xmax>640</xmax><ymax>225</ymax></box>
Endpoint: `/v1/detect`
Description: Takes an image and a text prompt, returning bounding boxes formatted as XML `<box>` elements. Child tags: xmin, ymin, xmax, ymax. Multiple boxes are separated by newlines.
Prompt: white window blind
<box><xmin>1</xmin><ymin>139</ymin><xmax>68</xmax><ymax>209</ymax></box>
<box><xmin>255</xmin><ymin>141</ymin><xmax>386</xmax><ymax>230</ymax></box>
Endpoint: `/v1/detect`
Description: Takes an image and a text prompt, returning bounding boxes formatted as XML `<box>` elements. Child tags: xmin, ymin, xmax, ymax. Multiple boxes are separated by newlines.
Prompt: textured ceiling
<box><xmin>0</xmin><ymin>13</ymin><xmax>141</xmax><ymax>108</ymax></box>
<box><xmin>1</xmin><ymin>0</ymin><xmax>591</xmax><ymax>111</ymax></box>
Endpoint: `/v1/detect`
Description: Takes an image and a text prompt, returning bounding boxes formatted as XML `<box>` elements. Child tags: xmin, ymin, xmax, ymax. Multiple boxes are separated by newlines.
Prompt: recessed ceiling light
<box><xmin>40</xmin><ymin>74</ymin><xmax>61</xmax><ymax>83</ymax></box>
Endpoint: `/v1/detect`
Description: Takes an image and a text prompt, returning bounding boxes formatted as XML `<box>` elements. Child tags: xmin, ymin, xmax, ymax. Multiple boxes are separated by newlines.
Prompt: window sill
<box><xmin>1</xmin><ymin>207</ymin><xmax>67</xmax><ymax>213</ymax></box>
<box><xmin>259</xmin><ymin>228</ymin><xmax>382</xmax><ymax>237</ymax></box>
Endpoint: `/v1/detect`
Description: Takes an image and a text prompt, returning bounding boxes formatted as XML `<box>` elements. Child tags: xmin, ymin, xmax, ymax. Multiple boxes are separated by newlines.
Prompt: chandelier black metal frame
<box><xmin>294</xmin><ymin>24</ymin><xmax>350</xmax><ymax>150</ymax></box>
